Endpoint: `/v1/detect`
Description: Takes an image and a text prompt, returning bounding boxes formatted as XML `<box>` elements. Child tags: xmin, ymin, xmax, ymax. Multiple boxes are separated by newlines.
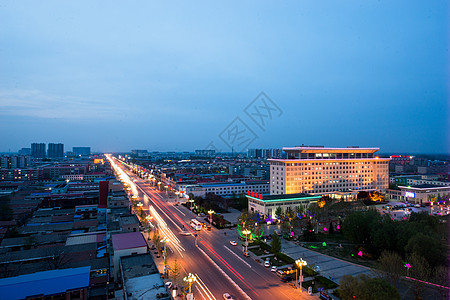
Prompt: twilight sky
<box><xmin>0</xmin><ymin>1</ymin><xmax>448</xmax><ymax>154</ymax></box>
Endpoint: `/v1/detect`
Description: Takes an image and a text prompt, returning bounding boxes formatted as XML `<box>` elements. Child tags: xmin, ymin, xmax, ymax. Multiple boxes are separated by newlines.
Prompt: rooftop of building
<box><xmin>246</xmin><ymin>192</ymin><xmax>321</xmax><ymax>202</ymax></box>
<box><xmin>121</xmin><ymin>253</ymin><xmax>159</xmax><ymax>279</ymax></box>
<box><xmin>1</xmin><ymin>233</ymin><xmax>68</xmax><ymax>248</ymax></box>
<box><xmin>198</xmin><ymin>181</ymin><xmax>269</xmax><ymax>188</ymax></box>
<box><xmin>112</xmin><ymin>232</ymin><xmax>147</xmax><ymax>251</ymax></box>
<box><xmin>0</xmin><ymin>266</ymin><xmax>90</xmax><ymax>300</ymax></box>
<box><xmin>400</xmin><ymin>184</ymin><xmax>450</xmax><ymax>190</ymax></box>
<box><xmin>120</xmin><ymin>215</ymin><xmax>139</xmax><ymax>225</ymax></box>
<box><xmin>121</xmin><ymin>253</ymin><xmax>169</xmax><ymax>300</ymax></box>
<box><xmin>282</xmin><ymin>146</ymin><xmax>380</xmax><ymax>153</ymax></box>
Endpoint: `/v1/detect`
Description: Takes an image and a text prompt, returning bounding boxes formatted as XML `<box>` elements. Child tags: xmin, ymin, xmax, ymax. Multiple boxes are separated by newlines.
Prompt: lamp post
<box><xmin>161</xmin><ymin>237</ymin><xmax>168</xmax><ymax>265</ymax></box>
<box><xmin>296</xmin><ymin>258</ymin><xmax>307</xmax><ymax>291</ymax></box>
<box><xmin>183</xmin><ymin>273</ymin><xmax>196</xmax><ymax>296</ymax></box>
<box><xmin>242</xmin><ymin>229</ymin><xmax>251</xmax><ymax>254</ymax></box>
<box><xmin>208</xmin><ymin>210</ymin><xmax>214</xmax><ymax>225</ymax></box>
<box><xmin>145</xmin><ymin>215</ymin><xmax>153</xmax><ymax>240</ymax></box>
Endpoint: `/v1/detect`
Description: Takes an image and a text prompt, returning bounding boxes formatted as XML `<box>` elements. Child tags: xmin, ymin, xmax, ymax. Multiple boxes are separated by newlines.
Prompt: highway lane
<box><xmin>109</xmin><ymin>155</ymin><xmax>316</xmax><ymax>300</ymax></box>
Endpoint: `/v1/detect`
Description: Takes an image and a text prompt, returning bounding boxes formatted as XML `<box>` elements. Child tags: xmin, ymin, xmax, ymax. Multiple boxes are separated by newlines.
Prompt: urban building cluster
<box><xmin>0</xmin><ymin>152</ymin><xmax>170</xmax><ymax>300</ymax></box>
<box><xmin>126</xmin><ymin>145</ymin><xmax>449</xmax><ymax>220</ymax></box>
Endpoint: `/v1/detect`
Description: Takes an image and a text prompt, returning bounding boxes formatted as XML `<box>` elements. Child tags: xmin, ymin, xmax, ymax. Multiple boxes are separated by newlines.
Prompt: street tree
<box><xmin>271</xmin><ymin>233</ymin><xmax>281</xmax><ymax>253</ymax></box>
<box><xmin>337</xmin><ymin>274</ymin><xmax>399</xmax><ymax>300</ymax></box>
<box><xmin>171</xmin><ymin>259</ymin><xmax>182</xmax><ymax>287</ymax></box>
<box><xmin>376</xmin><ymin>251</ymin><xmax>403</xmax><ymax>284</ymax></box>
<box><xmin>274</xmin><ymin>206</ymin><xmax>283</xmax><ymax>220</ymax></box>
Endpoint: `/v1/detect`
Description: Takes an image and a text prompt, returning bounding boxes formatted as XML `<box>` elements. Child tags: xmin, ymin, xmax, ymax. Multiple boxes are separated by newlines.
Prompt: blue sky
<box><xmin>0</xmin><ymin>1</ymin><xmax>448</xmax><ymax>154</ymax></box>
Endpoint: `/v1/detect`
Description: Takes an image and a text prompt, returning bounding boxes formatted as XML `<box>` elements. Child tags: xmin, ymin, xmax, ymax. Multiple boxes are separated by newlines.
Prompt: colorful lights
<box><xmin>322</xmin><ymin>242</ymin><xmax>327</xmax><ymax>247</ymax></box>
<box><xmin>357</xmin><ymin>251</ymin><xmax>363</xmax><ymax>257</ymax></box>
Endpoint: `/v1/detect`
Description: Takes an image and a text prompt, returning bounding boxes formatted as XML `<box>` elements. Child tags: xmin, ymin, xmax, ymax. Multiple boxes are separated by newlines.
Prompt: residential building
<box><xmin>48</xmin><ymin>143</ymin><xmax>64</xmax><ymax>158</ymax></box>
<box><xmin>73</xmin><ymin>147</ymin><xmax>91</xmax><ymax>156</ymax></box>
<box><xmin>1</xmin><ymin>155</ymin><xmax>31</xmax><ymax>169</ymax></box>
<box><xmin>130</xmin><ymin>149</ymin><xmax>148</xmax><ymax>157</ymax></box>
<box><xmin>31</xmin><ymin>143</ymin><xmax>46</xmax><ymax>158</ymax></box>
<box><xmin>269</xmin><ymin>146</ymin><xmax>390</xmax><ymax>196</ymax></box>
<box><xmin>195</xmin><ymin>149</ymin><xmax>216</xmax><ymax>157</ymax></box>
<box><xmin>120</xmin><ymin>254</ymin><xmax>170</xmax><ymax>300</ymax></box>
<box><xmin>0</xmin><ymin>266</ymin><xmax>91</xmax><ymax>300</ymax></box>
<box><xmin>18</xmin><ymin>147</ymin><xmax>31</xmax><ymax>155</ymax></box>
<box><xmin>111</xmin><ymin>232</ymin><xmax>147</xmax><ymax>279</ymax></box>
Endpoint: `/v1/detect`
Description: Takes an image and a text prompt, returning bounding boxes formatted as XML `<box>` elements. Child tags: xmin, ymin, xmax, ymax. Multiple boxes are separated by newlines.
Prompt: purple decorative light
<box><xmin>290</xmin><ymin>231</ymin><xmax>294</xmax><ymax>236</ymax></box>
<box><xmin>323</xmin><ymin>227</ymin><xmax>327</xmax><ymax>231</ymax></box>
<box><xmin>336</xmin><ymin>225</ymin><xmax>340</xmax><ymax>230</ymax></box>
<box><xmin>358</xmin><ymin>251</ymin><xmax>363</xmax><ymax>257</ymax></box>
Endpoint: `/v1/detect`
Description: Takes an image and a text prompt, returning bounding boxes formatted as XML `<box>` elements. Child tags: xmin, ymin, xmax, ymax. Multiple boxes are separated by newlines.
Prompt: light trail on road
<box><xmin>200</xmin><ymin>240</ymin><xmax>260</xmax><ymax>297</ymax></box>
<box><xmin>195</xmin><ymin>273</ymin><xmax>216</xmax><ymax>300</ymax></box>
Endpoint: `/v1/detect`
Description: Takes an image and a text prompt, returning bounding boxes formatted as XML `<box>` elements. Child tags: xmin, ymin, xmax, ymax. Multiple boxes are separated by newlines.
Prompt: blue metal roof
<box><xmin>0</xmin><ymin>266</ymin><xmax>91</xmax><ymax>300</ymax></box>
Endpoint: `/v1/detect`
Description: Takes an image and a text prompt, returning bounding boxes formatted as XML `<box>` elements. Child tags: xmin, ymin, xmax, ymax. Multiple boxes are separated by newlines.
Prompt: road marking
<box><xmin>224</xmin><ymin>246</ymin><xmax>252</xmax><ymax>268</ymax></box>
<box><xmin>195</xmin><ymin>273</ymin><xmax>216</xmax><ymax>300</ymax></box>
<box><xmin>173</xmin><ymin>205</ymin><xmax>186</xmax><ymax>216</ymax></box>
<box><xmin>197</xmin><ymin>244</ymin><xmax>252</xmax><ymax>300</ymax></box>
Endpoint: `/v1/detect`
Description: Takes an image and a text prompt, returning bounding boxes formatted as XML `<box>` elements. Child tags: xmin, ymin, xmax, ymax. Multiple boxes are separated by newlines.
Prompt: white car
<box><xmin>264</xmin><ymin>260</ymin><xmax>270</xmax><ymax>267</ymax></box>
<box><xmin>271</xmin><ymin>266</ymin><xmax>277</xmax><ymax>272</ymax></box>
<box><xmin>229</xmin><ymin>240</ymin><xmax>237</xmax><ymax>246</ymax></box>
<box><xmin>223</xmin><ymin>293</ymin><xmax>233</xmax><ymax>300</ymax></box>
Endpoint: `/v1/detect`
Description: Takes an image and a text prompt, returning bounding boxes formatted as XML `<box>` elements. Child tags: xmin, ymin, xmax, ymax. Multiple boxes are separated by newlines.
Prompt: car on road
<box><xmin>229</xmin><ymin>240</ymin><xmax>237</xmax><ymax>246</ymax></box>
<box><xmin>206</xmin><ymin>225</ymin><xmax>212</xmax><ymax>231</ymax></box>
<box><xmin>276</xmin><ymin>270</ymin><xmax>286</xmax><ymax>278</ymax></box>
<box><xmin>281</xmin><ymin>275</ymin><xmax>293</xmax><ymax>282</ymax></box>
<box><xmin>271</xmin><ymin>266</ymin><xmax>277</xmax><ymax>272</ymax></box>
<box><xmin>243</xmin><ymin>251</ymin><xmax>250</xmax><ymax>257</ymax></box>
<box><xmin>165</xmin><ymin>282</ymin><xmax>173</xmax><ymax>289</ymax></box>
<box><xmin>180</xmin><ymin>231</ymin><xmax>191</xmax><ymax>236</ymax></box>
<box><xmin>264</xmin><ymin>260</ymin><xmax>270</xmax><ymax>267</ymax></box>
<box><xmin>223</xmin><ymin>293</ymin><xmax>233</xmax><ymax>300</ymax></box>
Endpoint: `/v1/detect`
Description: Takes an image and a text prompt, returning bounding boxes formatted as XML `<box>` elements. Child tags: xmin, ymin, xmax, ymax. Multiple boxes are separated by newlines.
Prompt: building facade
<box><xmin>182</xmin><ymin>181</ymin><xmax>269</xmax><ymax>198</ymax></box>
<box><xmin>269</xmin><ymin>146</ymin><xmax>390</xmax><ymax>196</ymax></box>
<box><xmin>246</xmin><ymin>192</ymin><xmax>320</xmax><ymax>218</ymax></box>
<box><xmin>73</xmin><ymin>147</ymin><xmax>91</xmax><ymax>156</ymax></box>
<box><xmin>47</xmin><ymin>143</ymin><xmax>64</xmax><ymax>158</ymax></box>
<box><xmin>31</xmin><ymin>143</ymin><xmax>46</xmax><ymax>158</ymax></box>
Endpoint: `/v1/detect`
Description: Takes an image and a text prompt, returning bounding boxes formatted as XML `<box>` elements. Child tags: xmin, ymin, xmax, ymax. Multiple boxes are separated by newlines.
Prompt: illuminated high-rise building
<box><xmin>269</xmin><ymin>146</ymin><xmax>390</xmax><ymax>196</ymax></box>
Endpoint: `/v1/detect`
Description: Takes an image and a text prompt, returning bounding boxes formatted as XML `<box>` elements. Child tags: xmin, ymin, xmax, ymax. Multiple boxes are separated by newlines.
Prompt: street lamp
<box><xmin>161</xmin><ymin>237</ymin><xmax>168</xmax><ymax>265</ymax></box>
<box><xmin>242</xmin><ymin>229</ymin><xmax>251</xmax><ymax>254</ymax></box>
<box><xmin>208</xmin><ymin>210</ymin><xmax>214</xmax><ymax>225</ymax></box>
<box><xmin>296</xmin><ymin>258</ymin><xmax>307</xmax><ymax>291</ymax></box>
<box><xmin>183</xmin><ymin>273</ymin><xmax>196</xmax><ymax>295</ymax></box>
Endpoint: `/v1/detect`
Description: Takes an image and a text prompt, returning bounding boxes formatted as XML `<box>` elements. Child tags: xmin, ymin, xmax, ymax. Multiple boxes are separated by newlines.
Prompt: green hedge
<box><xmin>276</xmin><ymin>252</ymin><xmax>294</xmax><ymax>264</ymax></box>
<box><xmin>315</xmin><ymin>275</ymin><xmax>338</xmax><ymax>289</ymax></box>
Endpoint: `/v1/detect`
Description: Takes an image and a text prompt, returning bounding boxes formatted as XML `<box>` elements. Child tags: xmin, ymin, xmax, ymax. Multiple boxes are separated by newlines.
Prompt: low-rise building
<box><xmin>120</xmin><ymin>253</ymin><xmax>170</xmax><ymax>300</ymax></box>
<box><xmin>183</xmin><ymin>181</ymin><xmax>269</xmax><ymax>198</ymax></box>
<box><xmin>398</xmin><ymin>184</ymin><xmax>450</xmax><ymax>205</ymax></box>
<box><xmin>111</xmin><ymin>232</ymin><xmax>147</xmax><ymax>279</ymax></box>
<box><xmin>0</xmin><ymin>266</ymin><xmax>91</xmax><ymax>300</ymax></box>
<box><xmin>246</xmin><ymin>192</ymin><xmax>320</xmax><ymax>219</ymax></box>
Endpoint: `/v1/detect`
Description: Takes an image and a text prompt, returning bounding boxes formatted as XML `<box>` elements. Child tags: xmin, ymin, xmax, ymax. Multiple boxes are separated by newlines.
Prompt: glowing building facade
<box><xmin>269</xmin><ymin>146</ymin><xmax>390</xmax><ymax>196</ymax></box>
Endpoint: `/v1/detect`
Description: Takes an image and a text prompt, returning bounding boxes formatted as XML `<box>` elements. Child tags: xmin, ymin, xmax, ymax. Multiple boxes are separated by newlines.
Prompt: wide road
<box><xmin>107</xmin><ymin>155</ymin><xmax>317</xmax><ymax>300</ymax></box>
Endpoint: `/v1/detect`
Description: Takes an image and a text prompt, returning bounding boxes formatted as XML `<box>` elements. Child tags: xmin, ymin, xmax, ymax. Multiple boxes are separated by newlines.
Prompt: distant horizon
<box><xmin>1</xmin><ymin>146</ymin><xmax>449</xmax><ymax>157</ymax></box>
<box><xmin>1</xmin><ymin>1</ymin><xmax>448</xmax><ymax>156</ymax></box>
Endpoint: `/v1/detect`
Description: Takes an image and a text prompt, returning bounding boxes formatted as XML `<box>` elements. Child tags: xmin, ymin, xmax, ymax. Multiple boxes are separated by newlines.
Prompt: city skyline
<box><xmin>0</xmin><ymin>1</ymin><xmax>448</xmax><ymax>154</ymax></box>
